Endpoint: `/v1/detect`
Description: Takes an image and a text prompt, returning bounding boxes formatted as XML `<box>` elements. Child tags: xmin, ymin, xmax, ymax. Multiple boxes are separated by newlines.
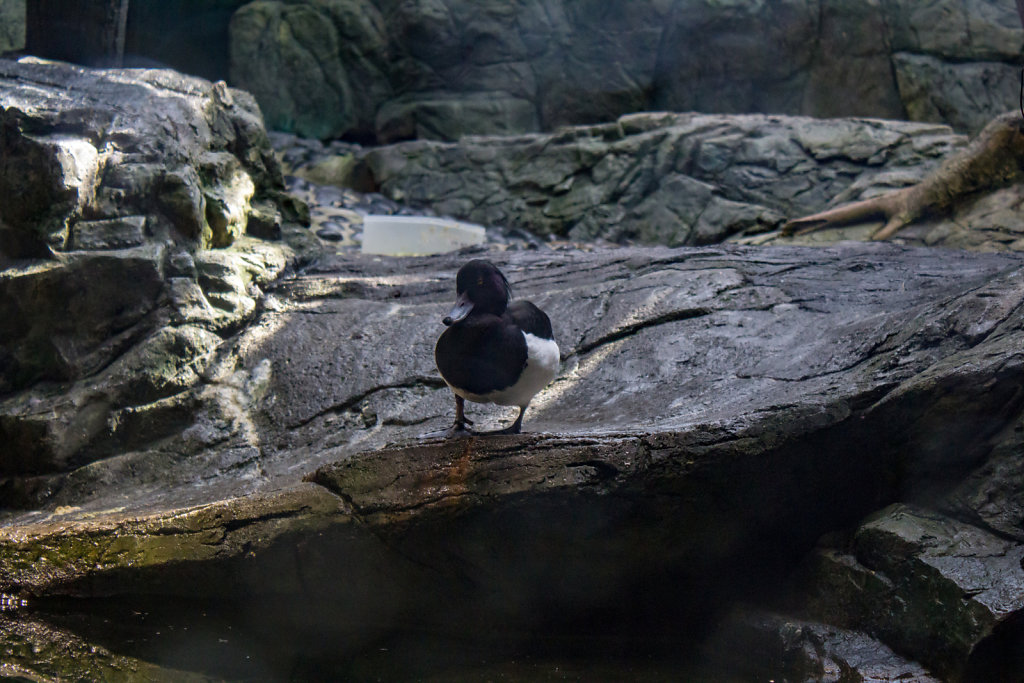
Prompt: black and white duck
<box><xmin>434</xmin><ymin>259</ymin><xmax>559</xmax><ymax>436</ymax></box>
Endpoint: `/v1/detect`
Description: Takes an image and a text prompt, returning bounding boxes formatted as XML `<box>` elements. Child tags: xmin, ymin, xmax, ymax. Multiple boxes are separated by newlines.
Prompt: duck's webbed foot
<box><xmin>445</xmin><ymin>423</ymin><xmax>475</xmax><ymax>437</ymax></box>
<box><xmin>420</xmin><ymin>417</ymin><xmax>476</xmax><ymax>439</ymax></box>
<box><xmin>421</xmin><ymin>395</ymin><xmax>476</xmax><ymax>439</ymax></box>
<box><xmin>479</xmin><ymin>406</ymin><xmax>526</xmax><ymax>436</ymax></box>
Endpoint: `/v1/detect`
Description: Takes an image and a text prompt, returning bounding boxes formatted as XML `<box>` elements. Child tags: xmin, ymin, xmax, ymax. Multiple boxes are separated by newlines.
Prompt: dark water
<box><xmin>17</xmin><ymin>597</ymin><xmax>756</xmax><ymax>682</ymax></box>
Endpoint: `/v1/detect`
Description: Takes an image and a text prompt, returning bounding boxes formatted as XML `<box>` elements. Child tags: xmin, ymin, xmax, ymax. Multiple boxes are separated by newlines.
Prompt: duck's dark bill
<box><xmin>443</xmin><ymin>293</ymin><xmax>474</xmax><ymax>326</ymax></box>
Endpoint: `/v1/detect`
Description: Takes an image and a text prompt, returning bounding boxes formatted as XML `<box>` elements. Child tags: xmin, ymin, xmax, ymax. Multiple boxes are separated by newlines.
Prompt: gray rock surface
<box><xmin>3</xmin><ymin>241</ymin><xmax>1024</xmax><ymax>678</ymax></box>
<box><xmin>18</xmin><ymin>1</ymin><xmax>1021</xmax><ymax>141</ymax></box>
<box><xmin>229</xmin><ymin>0</ymin><xmax>392</xmax><ymax>141</ymax></box>
<box><xmin>703</xmin><ymin>610</ymin><xmax>940</xmax><ymax>682</ymax></box>
<box><xmin>894</xmin><ymin>53</ymin><xmax>1023</xmax><ymax>136</ymax></box>
<box><xmin>0</xmin><ymin>58</ymin><xmax>305</xmax><ymax>489</ymax></box>
<box><xmin>225</xmin><ymin>0</ymin><xmax>1022</xmax><ymax>141</ymax></box>
<box><xmin>3</xmin><ymin>58</ymin><xmax>1024</xmax><ymax>681</ymax></box>
<box><xmin>337</xmin><ymin>112</ymin><xmax>965</xmax><ymax>246</ymax></box>
<box><xmin>796</xmin><ymin>504</ymin><xmax>1024</xmax><ymax>680</ymax></box>
<box><xmin>292</xmin><ymin>110</ymin><xmax>1024</xmax><ymax>252</ymax></box>
<box><xmin>0</xmin><ymin>56</ymin><xmax>291</xmax><ymax>257</ymax></box>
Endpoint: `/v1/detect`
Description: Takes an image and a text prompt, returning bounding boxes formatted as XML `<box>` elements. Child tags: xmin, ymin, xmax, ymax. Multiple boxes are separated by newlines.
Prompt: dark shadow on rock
<box><xmin>963</xmin><ymin>610</ymin><xmax>1024</xmax><ymax>683</ymax></box>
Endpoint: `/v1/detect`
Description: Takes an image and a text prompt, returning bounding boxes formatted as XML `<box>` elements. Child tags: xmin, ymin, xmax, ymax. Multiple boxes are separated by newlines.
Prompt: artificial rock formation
<box><xmin>329</xmin><ymin>112</ymin><xmax>965</xmax><ymax>246</ymax></box>
<box><xmin>2</xmin><ymin>57</ymin><xmax>1024</xmax><ymax>681</ymax></box>
<box><xmin>226</xmin><ymin>0</ymin><xmax>1024</xmax><ymax>141</ymax></box>
<box><xmin>300</xmin><ymin>109</ymin><xmax>1024</xmax><ymax>253</ymax></box>
<box><xmin>0</xmin><ymin>57</ymin><xmax>306</xmax><ymax>503</ymax></box>
<box><xmin>783</xmin><ymin>110</ymin><xmax>1024</xmax><ymax>241</ymax></box>
<box><xmin>3</xmin><ymin>242</ymin><xmax>1024</xmax><ymax>679</ymax></box>
<box><xmin>16</xmin><ymin>1</ymin><xmax>1020</xmax><ymax>142</ymax></box>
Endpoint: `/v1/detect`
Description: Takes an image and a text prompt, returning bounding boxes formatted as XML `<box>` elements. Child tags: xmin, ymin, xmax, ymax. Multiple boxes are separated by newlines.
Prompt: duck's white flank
<box><xmin>454</xmin><ymin>332</ymin><xmax>559</xmax><ymax>407</ymax></box>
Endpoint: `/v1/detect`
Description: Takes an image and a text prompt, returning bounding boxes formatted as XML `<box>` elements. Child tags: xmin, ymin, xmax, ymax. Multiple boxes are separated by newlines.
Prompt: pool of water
<box><xmin>5</xmin><ymin>596</ymin><xmax>764</xmax><ymax>681</ymax></box>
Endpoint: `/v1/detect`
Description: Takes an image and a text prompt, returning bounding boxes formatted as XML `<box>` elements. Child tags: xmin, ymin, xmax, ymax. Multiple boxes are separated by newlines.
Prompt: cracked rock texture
<box><xmin>0</xmin><ymin>58</ymin><xmax>312</xmax><ymax>497</ymax></box>
<box><xmin>314</xmin><ymin>110</ymin><xmax>1024</xmax><ymax>252</ymax></box>
<box><xmin>349</xmin><ymin>111</ymin><xmax>966</xmax><ymax>246</ymax></box>
<box><xmin>3</xmin><ymin>241</ymin><xmax>1024</xmax><ymax>679</ymax></box>
<box><xmin>222</xmin><ymin>0</ymin><xmax>1023</xmax><ymax>141</ymax></box>
<box><xmin>3</xmin><ymin>57</ymin><xmax>1024</xmax><ymax>681</ymax></box>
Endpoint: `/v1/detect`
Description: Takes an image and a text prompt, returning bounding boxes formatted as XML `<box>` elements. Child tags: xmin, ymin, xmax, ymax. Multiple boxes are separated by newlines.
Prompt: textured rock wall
<box><xmin>0</xmin><ymin>0</ymin><xmax>23</xmax><ymax>53</ymax></box>
<box><xmin>18</xmin><ymin>1</ymin><xmax>1020</xmax><ymax>140</ymax></box>
<box><xmin>352</xmin><ymin>112</ymin><xmax>965</xmax><ymax>244</ymax></box>
<box><xmin>226</xmin><ymin>0</ymin><xmax>1023</xmax><ymax>141</ymax></box>
<box><xmin>0</xmin><ymin>58</ymin><xmax>305</xmax><ymax>484</ymax></box>
<box><xmin>305</xmin><ymin>109</ymin><xmax>1024</xmax><ymax>250</ymax></box>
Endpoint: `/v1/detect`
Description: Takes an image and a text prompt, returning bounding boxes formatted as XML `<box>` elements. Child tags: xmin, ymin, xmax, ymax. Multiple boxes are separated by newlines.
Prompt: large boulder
<box><xmin>795</xmin><ymin>502</ymin><xmax>1024</xmax><ymax>680</ymax></box>
<box><xmin>2</xmin><ymin>58</ymin><xmax>1024</xmax><ymax>678</ymax></box>
<box><xmin>0</xmin><ymin>57</ymin><xmax>288</xmax><ymax>257</ymax></box>
<box><xmin>3</xmin><ymin>241</ymin><xmax>1024</xmax><ymax>678</ymax></box>
<box><xmin>229</xmin><ymin>0</ymin><xmax>392</xmax><ymax>141</ymax></box>
<box><xmin>0</xmin><ymin>58</ymin><xmax>304</xmax><ymax>490</ymax></box>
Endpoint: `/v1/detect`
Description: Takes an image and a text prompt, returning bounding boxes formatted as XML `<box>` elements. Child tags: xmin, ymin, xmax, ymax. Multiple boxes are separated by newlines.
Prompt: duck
<box><xmin>434</xmin><ymin>259</ymin><xmax>559</xmax><ymax>436</ymax></box>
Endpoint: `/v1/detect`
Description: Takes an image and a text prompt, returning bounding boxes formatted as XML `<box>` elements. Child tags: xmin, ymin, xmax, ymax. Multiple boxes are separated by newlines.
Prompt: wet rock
<box><xmin>703</xmin><ymin>609</ymin><xmax>939</xmax><ymax>682</ymax></box>
<box><xmin>1</xmin><ymin>61</ymin><xmax>1023</xmax><ymax>682</ymax></box>
<box><xmin>2</xmin><ymin>243</ymin><xmax>1023</xmax><ymax>578</ymax></box>
<box><xmin>1</xmin><ymin>240</ymin><xmax>1024</xmax><ymax>675</ymax></box>
<box><xmin>796</xmin><ymin>504</ymin><xmax>1024</xmax><ymax>680</ymax></box>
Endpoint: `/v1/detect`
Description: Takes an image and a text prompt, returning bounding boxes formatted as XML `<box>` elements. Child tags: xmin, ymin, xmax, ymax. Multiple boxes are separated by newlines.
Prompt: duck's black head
<box><xmin>442</xmin><ymin>259</ymin><xmax>512</xmax><ymax>326</ymax></box>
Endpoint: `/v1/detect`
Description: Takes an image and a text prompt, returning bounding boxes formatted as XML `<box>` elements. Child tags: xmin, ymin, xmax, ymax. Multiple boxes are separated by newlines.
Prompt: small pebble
<box><xmin>316</xmin><ymin>226</ymin><xmax>345</xmax><ymax>242</ymax></box>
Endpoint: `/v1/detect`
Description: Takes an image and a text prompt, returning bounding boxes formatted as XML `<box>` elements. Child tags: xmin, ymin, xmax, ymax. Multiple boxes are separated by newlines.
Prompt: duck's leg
<box><xmin>420</xmin><ymin>394</ymin><xmax>475</xmax><ymax>439</ymax></box>
<box><xmin>454</xmin><ymin>395</ymin><xmax>473</xmax><ymax>428</ymax></box>
<box><xmin>484</xmin><ymin>405</ymin><xmax>527</xmax><ymax>435</ymax></box>
<box><xmin>443</xmin><ymin>395</ymin><xmax>476</xmax><ymax>437</ymax></box>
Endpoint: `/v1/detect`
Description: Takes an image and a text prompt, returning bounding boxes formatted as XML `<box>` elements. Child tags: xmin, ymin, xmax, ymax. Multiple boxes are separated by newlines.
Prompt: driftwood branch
<box><xmin>785</xmin><ymin>4</ymin><xmax>1024</xmax><ymax>241</ymax></box>
<box><xmin>782</xmin><ymin>112</ymin><xmax>1024</xmax><ymax>239</ymax></box>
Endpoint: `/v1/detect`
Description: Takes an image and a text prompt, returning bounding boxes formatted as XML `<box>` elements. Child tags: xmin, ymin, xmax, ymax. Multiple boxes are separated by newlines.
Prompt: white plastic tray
<box><xmin>361</xmin><ymin>215</ymin><xmax>486</xmax><ymax>256</ymax></box>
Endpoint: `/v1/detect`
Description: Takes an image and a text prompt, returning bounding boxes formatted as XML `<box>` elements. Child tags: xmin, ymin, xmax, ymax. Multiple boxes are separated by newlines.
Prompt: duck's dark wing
<box><xmin>506</xmin><ymin>301</ymin><xmax>554</xmax><ymax>341</ymax></box>
<box><xmin>435</xmin><ymin>315</ymin><xmax>527</xmax><ymax>395</ymax></box>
